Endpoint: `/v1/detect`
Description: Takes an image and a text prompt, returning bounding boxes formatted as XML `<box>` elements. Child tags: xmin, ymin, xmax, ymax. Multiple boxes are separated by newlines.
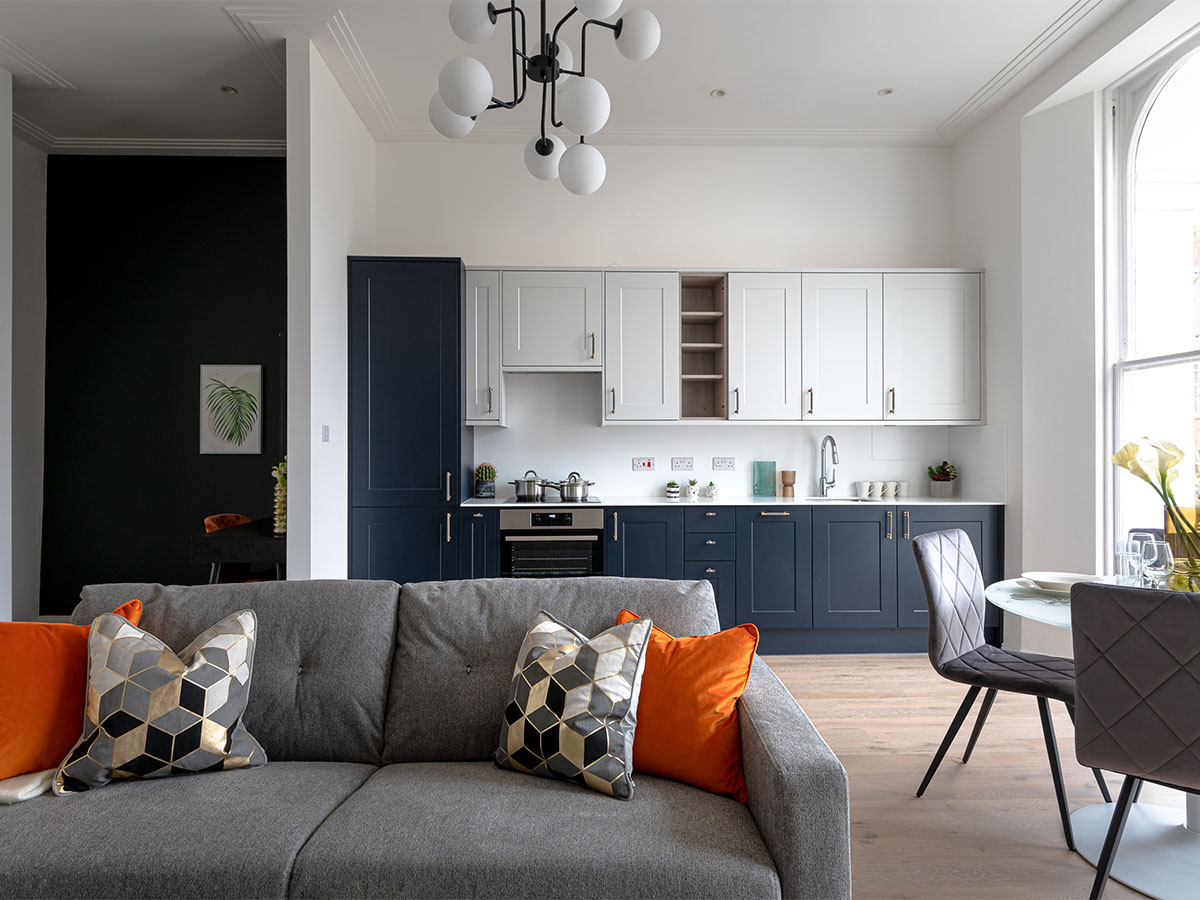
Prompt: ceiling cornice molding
<box><xmin>936</xmin><ymin>0</ymin><xmax>1110</xmax><ymax>139</ymax></box>
<box><xmin>0</xmin><ymin>32</ymin><xmax>75</xmax><ymax>89</ymax></box>
<box><xmin>9</xmin><ymin>117</ymin><xmax>284</xmax><ymax>156</ymax></box>
<box><xmin>12</xmin><ymin>113</ymin><xmax>55</xmax><ymax>151</ymax></box>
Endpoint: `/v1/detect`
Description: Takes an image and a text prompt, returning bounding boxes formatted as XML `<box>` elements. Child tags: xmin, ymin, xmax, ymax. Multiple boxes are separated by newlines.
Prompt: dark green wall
<box><xmin>41</xmin><ymin>156</ymin><xmax>286</xmax><ymax>613</ymax></box>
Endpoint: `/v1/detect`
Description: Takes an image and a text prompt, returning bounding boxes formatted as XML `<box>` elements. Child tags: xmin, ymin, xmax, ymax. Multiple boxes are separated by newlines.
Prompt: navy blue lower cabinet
<box><xmin>897</xmin><ymin>505</ymin><xmax>1003</xmax><ymax>640</ymax></box>
<box><xmin>350</xmin><ymin>507</ymin><xmax>459</xmax><ymax>582</ymax></box>
<box><xmin>735</xmin><ymin>507</ymin><xmax>813</xmax><ymax>630</ymax></box>
<box><xmin>605</xmin><ymin>507</ymin><xmax>684</xmax><ymax>579</ymax></box>
<box><xmin>685</xmin><ymin>561</ymin><xmax>736</xmax><ymax>630</ymax></box>
<box><xmin>812</xmin><ymin>506</ymin><xmax>899</xmax><ymax>628</ymax></box>
<box><xmin>458</xmin><ymin>509</ymin><xmax>499</xmax><ymax>579</ymax></box>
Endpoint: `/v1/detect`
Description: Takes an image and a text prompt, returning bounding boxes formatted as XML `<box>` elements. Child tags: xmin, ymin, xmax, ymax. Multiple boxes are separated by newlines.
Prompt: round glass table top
<box><xmin>983</xmin><ymin>577</ymin><xmax>1118</xmax><ymax>629</ymax></box>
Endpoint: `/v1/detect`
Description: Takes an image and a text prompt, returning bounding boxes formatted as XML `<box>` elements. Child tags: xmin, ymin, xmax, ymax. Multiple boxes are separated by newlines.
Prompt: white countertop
<box><xmin>462</xmin><ymin>495</ymin><xmax>1004</xmax><ymax>508</ymax></box>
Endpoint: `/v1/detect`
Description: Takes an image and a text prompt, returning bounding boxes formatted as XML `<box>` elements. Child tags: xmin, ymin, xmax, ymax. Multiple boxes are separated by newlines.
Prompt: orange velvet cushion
<box><xmin>0</xmin><ymin>600</ymin><xmax>143</xmax><ymax>780</ymax></box>
<box><xmin>616</xmin><ymin>609</ymin><xmax>758</xmax><ymax>803</ymax></box>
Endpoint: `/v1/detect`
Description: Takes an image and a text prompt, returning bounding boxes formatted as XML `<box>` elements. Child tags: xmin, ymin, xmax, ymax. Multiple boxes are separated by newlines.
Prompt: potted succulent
<box><xmin>706</xmin><ymin>480</ymin><xmax>718</xmax><ymax>499</ymax></box>
<box><xmin>927</xmin><ymin>460</ymin><xmax>957</xmax><ymax>498</ymax></box>
<box><xmin>474</xmin><ymin>462</ymin><xmax>497</xmax><ymax>498</ymax></box>
<box><xmin>665</xmin><ymin>480</ymin><xmax>680</xmax><ymax>500</ymax></box>
<box><xmin>686</xmin><ymin>478</ymin><xmax>700</xmax><ymax>500</ymax></box>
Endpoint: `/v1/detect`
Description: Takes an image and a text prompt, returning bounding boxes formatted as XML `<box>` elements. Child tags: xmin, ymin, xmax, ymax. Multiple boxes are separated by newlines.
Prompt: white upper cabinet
<box><xmin>883</xmin><ymin>273</ymin><xmax>981</xmax><ymax>421</ymax></box>
<box><xmin>801</xmin><ymin>273</ymin><xmax>883</xmax><ymax>420</ymax></box>
<box><xmin>465</xmin><ymin>270</ymin><xmax>504</xmax><ymax>426</ymax></box>
<box><xmin>604</xmin><ymin>272</ymin><xmax>680</xmax><ymax>421</ymax></box>
<box><xmin>501</xmin><ymin>271</ymin><xmax>602</xmax><ymax>370</ymax></box>
<box><xmin>727</xmin><ymin>273</ymin><xmax>803</xmax><ymax>419</ymax></box>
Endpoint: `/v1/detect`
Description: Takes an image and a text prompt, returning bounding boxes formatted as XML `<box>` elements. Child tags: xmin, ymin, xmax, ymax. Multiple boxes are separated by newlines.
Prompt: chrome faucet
<box><xmin>819</xmin><ymin>435</ymin><xmax>840</xmax><ymax>497</ymax></box>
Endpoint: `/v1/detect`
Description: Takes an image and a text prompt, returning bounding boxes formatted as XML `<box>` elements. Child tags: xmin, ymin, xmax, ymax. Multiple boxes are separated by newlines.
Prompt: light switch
<box><xmin>321</xmin><ymin>425</ymin><xmax>330</xmax><ymax>442</ymax></box>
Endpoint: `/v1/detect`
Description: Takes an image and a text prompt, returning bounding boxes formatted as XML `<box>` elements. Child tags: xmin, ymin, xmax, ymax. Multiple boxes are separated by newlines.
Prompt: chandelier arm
<box><xmin>484</xmin><ymin>4</ymin><xmax>529</xmax><ymax>111</ymax></box>
<box><xmin>540</xmin><ymin>81</ymin><xmax>548</xmax><ymax>143</ymax></box>
<box><xmin>578</xmin><ymin>18</ymin><xmax>619</xmax><ymax>77</ymax></box>
<box><xmin>550</xmin><ymin>6</ymin><xmax>577</xmax><ymax>54</ymax></box>
<box><xmin>550</xmin><ymin>71</ymin><xmax>562</xmax><ymax>128</ymax></box>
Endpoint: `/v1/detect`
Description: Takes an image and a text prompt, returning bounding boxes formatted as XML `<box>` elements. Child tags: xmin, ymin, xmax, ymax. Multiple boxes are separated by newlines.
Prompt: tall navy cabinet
<box><xmin>349</xmin><ymin>257</ymin><xmax>469</xmax><ymax>581</ymax></box>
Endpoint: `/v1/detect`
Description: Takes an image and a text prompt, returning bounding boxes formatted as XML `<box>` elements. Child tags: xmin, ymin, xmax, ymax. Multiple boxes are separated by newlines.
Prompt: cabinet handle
<box><xmin>808</xmin><ymin>387</ymin><xmax>814</xmax><ymax>415</ymax></box>
<box><xmin>734</xmin><ymin>387</ymin><xmax>740</xmax><ymax>415</ymax></box>
<box><xmin>705</xmin><ymin>539</ymin><xmax>717</xmax><ymax>545</ymax></box>
<box><xmin>760</xmin><ymin>511</ymin><xmax>790</xmax><ymax>517</ymax></box>
<box><xmin>886</xmin><ymin>510</ymin><xmax>893</xmax><ymax>541</ymax></box>
<box><xmin>446</xmin><ymin>472</ymin><xmax>451</xmax><ymax>502</ymax></box>
<box><xmin>590</xmin><ymin>332</ymin><xmax>596</xmax><ymax>359</ymax></box>
<box><xmin>613</xmin><ymin>511</ymin><xmax>618</xmax><ymax>541</ymax></box>
<box><xmin>705</xmin><ymin>511</ymin><xmax>717</xmax><ymax>517</ymax></box>
<box><xmin>888</xmin><ymin>387</ymin><xmax>896</xmax><ymax>416</ymax></box>
<box><xmin>473</xmin><ymin>512</ymin><xmax>484</xmax><ymax>518</ymax></box>
<box><xmin>446</xmin><ymin>513</ymin><xmax>452</xmax><ymax>543</ymax></box>
<box><xmin>487</xmin><ymin>385</ymin><xmax>494</xmax><ymax>414</ymax></box>
<box><xmin>610</xmin><ymin>387</ymin><xmax>616</xmax><ymax>415</ymax></box>
<box><xmin>903</xmin><ymin>510</ymin><xmax>910</xmax><ymax>540</ymax></box>
<box><xmin>705</xmin><ymin>567</ymin><xmax>717</xmax><ymax>574</ymax></box>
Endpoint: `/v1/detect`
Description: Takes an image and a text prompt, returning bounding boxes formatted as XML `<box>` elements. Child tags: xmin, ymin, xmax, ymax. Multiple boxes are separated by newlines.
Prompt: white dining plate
<box><xmin>1019</xmin><ymin>571</ymin><xmax>1099</xmax><ymax>593</ymax></box>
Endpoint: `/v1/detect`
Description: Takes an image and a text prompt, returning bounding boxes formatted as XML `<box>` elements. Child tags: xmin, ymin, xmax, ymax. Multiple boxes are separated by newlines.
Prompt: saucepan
<box><xmin>510</xmin><ymin>469</ymin><xmax>546</xmax><ymax>502</ymax></box>
<box><xmin>553</xmin><ymin>472</ymin><xmax>594</xmax><ymax>502</ymax></box>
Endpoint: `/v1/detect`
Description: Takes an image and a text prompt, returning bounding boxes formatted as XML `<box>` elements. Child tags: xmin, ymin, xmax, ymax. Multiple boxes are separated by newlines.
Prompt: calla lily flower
<box><xmin>1147</xmin><ymin>439</ymin><xmax>1185</xmax><ymax>476</ymax></box>
<box><xmin>1112</xmin><ymin>440</ymin><xmax>1156</xmax><ymax>484</ymax></box>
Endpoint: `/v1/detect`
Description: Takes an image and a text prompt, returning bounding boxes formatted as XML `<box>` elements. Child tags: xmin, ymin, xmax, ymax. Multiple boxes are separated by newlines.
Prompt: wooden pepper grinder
<box><xmin>781</xmin><ymin>470</ymin><xmax>796</xmax><ymax>498</ymax></box>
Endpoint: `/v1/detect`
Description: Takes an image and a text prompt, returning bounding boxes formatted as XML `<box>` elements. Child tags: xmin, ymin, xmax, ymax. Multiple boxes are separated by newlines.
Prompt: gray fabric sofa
<box><xmin>1</xmin><ymin>577</ymin><xmax>851</xmax><ymax>900</ymax></box>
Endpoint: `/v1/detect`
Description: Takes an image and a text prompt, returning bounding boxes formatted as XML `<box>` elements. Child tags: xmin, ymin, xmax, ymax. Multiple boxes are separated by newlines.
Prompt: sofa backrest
<box><xmin>75</xmin><ymin>580</ymin><xmax>400</xmax><ymax>765</ymax></box>
<box><xmin>381</xmin><ymin>576</ymin><xmax>720</xmax><ymax>763</ymax></box>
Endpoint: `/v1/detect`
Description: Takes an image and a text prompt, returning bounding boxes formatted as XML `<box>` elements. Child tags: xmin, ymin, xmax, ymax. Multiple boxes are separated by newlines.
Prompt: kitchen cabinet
<box><xmin>801</xmin><ymin>273</ymin><xmax>884</xmax><ymax>420</ymax></box>
<box><xmin>604</xmin><ymin>272</ymin><xmax>680</xmax><ymax>421</ymax></box>
<box><xmin>501</xmin><ymin>270</ymin><xmax>603</xmax><ymax>370</ymax></box>
<box><xmin>812</xmin><ymin>506</ymin><xmax>899</xmax><ymax>628</ymax></box>
<box><xmin>458</xmin><ymin>509</ymin><xmax>499</xmax><ymax>579</ymax></box>
<box><xmin>727</xmin><ymin>273</ymin><xmax>803</xmax><ymax>420</ymax></box>
<box><xmin>465</xmin><ymin>270</ymin><xmax>504</xmax><ymax>426</ymax></box>
<box><xmin>605</xmin><ymin>507</ymin><xmax>684</xmax><ymax>579</ymax></box>
<box><xmin>735</xmin><ymin>506</ymin><xmax>813</xmax><ymax>629</ymax></box>
<box><xmin>350</xmin><ymin>507</ymin><xmax>458</xmax><ymax>583</ymax></box>
<box><xmin>686</xmin><ymin>560</ymin><xmax>736</xmax><ymax>631</ymax></box>
<box><xmin>883</xmin><ymin>273</ymin><xmax>981</xmax><ymax>421</ymax></box>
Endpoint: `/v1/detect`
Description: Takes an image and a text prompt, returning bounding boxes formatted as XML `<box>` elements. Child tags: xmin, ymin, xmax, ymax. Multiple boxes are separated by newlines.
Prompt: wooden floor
<box><xmin>769</xmin><ymin>653</ymin><xmax>1181</xmax><ymax>900</ymax></box>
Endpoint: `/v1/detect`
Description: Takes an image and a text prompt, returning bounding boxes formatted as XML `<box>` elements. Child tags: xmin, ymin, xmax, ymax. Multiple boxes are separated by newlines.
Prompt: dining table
<box><xmin>190</xmin><ymin>517</ymin><xmax>286</xmax><ymax>584</ymax></box>
<box><xmin>985</xmin><ymin>578</ymin><xmax>1199</xmax><ymax>900</ymax></box>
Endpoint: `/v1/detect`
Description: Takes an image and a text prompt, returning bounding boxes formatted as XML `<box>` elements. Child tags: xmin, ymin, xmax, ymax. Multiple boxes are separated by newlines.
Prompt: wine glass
<box><xmin>1142</xmin><ymin>540</ymin><xmax>1174</xmax><ymax>589</ymax></box>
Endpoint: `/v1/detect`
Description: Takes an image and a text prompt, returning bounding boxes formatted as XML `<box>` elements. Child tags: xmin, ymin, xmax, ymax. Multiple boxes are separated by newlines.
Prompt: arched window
<box><xmin>1111</xmin><ymin>36</ymin><xmax>1200</xmax><ymax>542</ymax></box>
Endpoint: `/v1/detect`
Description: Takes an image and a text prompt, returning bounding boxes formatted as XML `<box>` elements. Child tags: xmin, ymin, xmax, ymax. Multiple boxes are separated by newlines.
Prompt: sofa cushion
<box><xmin>383</xmin><ymin>577</ymin><xmax>720</xmax><ymax>763</ymax></box>
<box><xmin>289</xmin><ymin>761</ymin><xmax>782</xmax><ymax>899</ymax></box>
<box><xmin>75</xmin><ymin>581</ymin><xmax>400</xmax><ymax>764</ymax></box>
<box><xmin>0</xmin><ymin>761</ymin><xmax>375</xmax><ymax>900</ymax></box>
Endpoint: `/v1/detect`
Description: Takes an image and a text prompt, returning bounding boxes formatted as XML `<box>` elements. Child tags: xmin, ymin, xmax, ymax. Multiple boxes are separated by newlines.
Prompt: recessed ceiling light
<box><xmin>710</xmin><ymin>89</ymin><xmax>727</xmax><ymax>98</ymax></box>
<box><xmin>877</xmin><ymin>88</ymin><xmax>894</xmax><ymax>96</ymax></box>
<box><xmin>219</xmin><ymin>85</ymin><xmax>239</xmax><ymax>95</ymax></box>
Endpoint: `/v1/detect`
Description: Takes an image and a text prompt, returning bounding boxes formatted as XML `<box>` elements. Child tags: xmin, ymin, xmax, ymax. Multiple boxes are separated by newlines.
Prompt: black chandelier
<box><xmin>430</xmin><ymin>1</ymin><xmax>661</xmax><ymax>194</ymax></box>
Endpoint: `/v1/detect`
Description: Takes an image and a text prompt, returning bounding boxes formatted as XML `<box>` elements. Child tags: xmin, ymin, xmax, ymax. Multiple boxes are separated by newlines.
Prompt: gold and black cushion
<box><xmin>494</xmin><ymin>610</ymin><xmax>652</xmax><ymax>800</ymax></box>
<box><xmin>53</xmin><ymin>610</ymin><xmax>266</xmax><ymax>794</ymax></box>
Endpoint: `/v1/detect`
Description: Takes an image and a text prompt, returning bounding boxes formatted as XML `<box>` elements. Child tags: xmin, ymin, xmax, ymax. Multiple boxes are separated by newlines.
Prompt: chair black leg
<box><xmin>917</xmin><ymin>685</ymin><xmax>981</xmax><ymax>797</ymax></box>
<box><xmin>1038</xmin><ymin>696</ymin><xmax>1075</xmax><ymax>850</ymax></box>
<box><xmin>1131</xmin><ymin>780</ymin><xmax>1144</xmax><ymax>803</ymax></box>
<box><xmin>1091</xmin><ymin>775</ymin><xmax>1141</xmax><ymax>900</ymax></box>
<box><xmin>1065</xmin><ymin>704</ymin><xmax>1114</xmax><ymax>803</ymax></box>
<box><xmin>209</xmin><ymin>563</ymin><xmax>220</xmax><ymax>585</ymax></box>
<box><xmin>962</xmin><ymin>688</ymin><xmax>997</xmax><ymax>763</ymax></box>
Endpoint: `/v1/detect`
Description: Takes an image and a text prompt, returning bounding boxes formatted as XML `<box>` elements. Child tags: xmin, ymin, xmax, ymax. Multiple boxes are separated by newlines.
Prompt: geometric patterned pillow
<box><xmin>53</xmin><ymin>610</ymin><xmax>266</xmax><ymax>794</ymax></box>
<box><xmin>493</xmin><ymin>610</ymin><xmax>653</xmax><ymax>800</ymax></box>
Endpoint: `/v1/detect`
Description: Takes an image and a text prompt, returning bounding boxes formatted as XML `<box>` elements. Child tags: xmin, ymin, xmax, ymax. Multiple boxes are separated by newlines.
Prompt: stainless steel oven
<box><xmin>499</xmin><ymin>508</ymin><xmax>605</xmax><ymax>578</ymax></box>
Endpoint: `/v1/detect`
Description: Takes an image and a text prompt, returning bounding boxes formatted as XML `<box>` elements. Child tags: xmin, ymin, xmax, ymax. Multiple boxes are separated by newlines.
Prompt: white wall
<box><xmin>0</xmin><ymin>69</ymin><xmax>12</xmax><ymax>622</ymax></box>
<box><xmin>11</xmin><ymin>137</ymin><xmax>46</xmax><ymax>622</ymax></box>
<box><xmin>286</xmin><ymin>40</ymin><xmax>375</xmax><ymax>580</ymax></box>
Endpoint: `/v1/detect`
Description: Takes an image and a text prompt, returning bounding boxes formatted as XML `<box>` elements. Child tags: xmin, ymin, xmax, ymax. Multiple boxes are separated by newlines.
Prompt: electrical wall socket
<box><xmin>712</xmin><ymin>457</ymin><xmax>735</xmax><ymax>471</ymax></box>
<box><xmin>671</xmin><ymin>457</ymin><xmax>694</xmax><ymax>471</ymax></box>
<box><xmin>632</xmin><ymin>457</ymin><xmax>655</xmax><ymax>471</ymax></box>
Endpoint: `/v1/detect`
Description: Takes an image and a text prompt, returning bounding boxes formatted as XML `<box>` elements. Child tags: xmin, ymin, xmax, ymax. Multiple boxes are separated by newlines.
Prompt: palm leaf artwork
<box><xmin>205</xmin><ymin>378</ymin><xmax>259</xmax><ymax>446</ymax></box>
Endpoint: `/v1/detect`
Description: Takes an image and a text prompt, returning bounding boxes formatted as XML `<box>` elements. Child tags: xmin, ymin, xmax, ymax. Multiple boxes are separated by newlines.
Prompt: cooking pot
<box><xmin>510</xmin><ymin>469</ymin><xmax>546</xmax><ymax>502</ymax></box>
<box><xmin>554</xmin><ymin>472</ymin><xmax>594</xmax><ymax>502</ymax></box>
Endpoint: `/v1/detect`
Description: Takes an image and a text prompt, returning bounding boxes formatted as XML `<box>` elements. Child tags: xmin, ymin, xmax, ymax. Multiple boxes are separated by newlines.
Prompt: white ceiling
<box><xmin>0</xmin><ymin>0</ymin><xmax>1137</xmax><ymax>154</ymax></box>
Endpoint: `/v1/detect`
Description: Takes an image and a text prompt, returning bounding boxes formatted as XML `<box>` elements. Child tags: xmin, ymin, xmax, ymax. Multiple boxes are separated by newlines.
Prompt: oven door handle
<box><xmin>504</xmin><ymin>535</ymin><xmax>599</xmax><ymax>542</ymax></box>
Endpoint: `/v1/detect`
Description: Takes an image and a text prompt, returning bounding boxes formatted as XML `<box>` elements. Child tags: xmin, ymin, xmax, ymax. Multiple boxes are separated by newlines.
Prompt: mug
<box><xmin>855</xmin><ymin>481</ymin><xmax>871</xmax><ymax>499</ymax></box>
<box><xmin>868</xmin><ymin>481</ymin><xmax>883</xmax><ymax>499</ymax></box>
<box><xmin>882</xmin><ymin>481</ymin><xmax>898</xmax><ymax>498</ymax></box>
<box><xmin>897</xmin><ymin>481</ymin><xmax>910</xmax><ymax>498</ymax></box>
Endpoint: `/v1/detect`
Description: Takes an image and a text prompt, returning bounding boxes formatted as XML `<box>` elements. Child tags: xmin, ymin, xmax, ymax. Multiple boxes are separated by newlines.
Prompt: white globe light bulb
<box><xmin>559</xmin><ymin>142</ymin><xmax>606</xmax><ymax>195</ymax></box>
<box><xmin>554</xmin><ymin>40</ymin><xmax>573</xmax><ymax>87</ymax></box>
<box><xmin>615</xmin><ymin>8</ymin><xmax>660</xmax><ymax>61</ymax></box>
<box><xmin>429</xmin><ymin>93</ymin><xmax>475</xmax><ymax>139</ymax></box>
<box><xmin>524</xmin><ymin>135</ymin><xmax>566</xmax><ymax>181</ymax></box>
<box><xmin>448</xmin><ymin>1</ymin><xmax>497</xmax><ymax>43</ymax></box>
<box><xmin>558</xmin><ymin>76</ymin><xmax>610</xmax><ymax>136</ymax></box>
<box><xmin>438</xmin><ymin>56</ymin><xmax>493</xmax><ymax>117</ymax></box>
<box><xmin>576</xmin><ymin>0</ymin><xmax>623</xmax><ymax>18</ymax></box>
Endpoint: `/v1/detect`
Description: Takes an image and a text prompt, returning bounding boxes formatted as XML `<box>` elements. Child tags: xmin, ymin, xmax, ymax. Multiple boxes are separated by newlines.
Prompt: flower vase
<box><xmin>273</xmin><ymin>482</ymin><xmax>287</xmax><ymax>535</ymax></box>
<box><xmin>1168</xmin><ymin>558</ymin><xmax>1200</xmax><ymax>592</ymax></box>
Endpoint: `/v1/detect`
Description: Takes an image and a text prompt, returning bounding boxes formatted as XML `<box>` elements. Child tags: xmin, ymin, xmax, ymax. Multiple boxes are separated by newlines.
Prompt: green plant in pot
<box><xmin>927</xmin><ymin>460</ymin><xmax>957</xmax><ymax>498</ymax></box>
<box><xmin>686</xmin><ymin>478</ymin><xmax>700</xmax><ymax>500</ymax></box>
<box><xmin>665</xmin><ymin>480</ymin><xmax>680</xmax><ymax>500</ymax></box>
<box><xmin>474</xmin><ymin>462</ymin><xmax>497</xmax><ymax>499</ymax></box>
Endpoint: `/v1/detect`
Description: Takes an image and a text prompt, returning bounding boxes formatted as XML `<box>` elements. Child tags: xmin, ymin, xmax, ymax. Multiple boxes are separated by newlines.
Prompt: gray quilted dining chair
<box><xmin>1071</xmin><ymin>582</ymin><xmax>1200</xmax><ymax>899</ymax></box>
<box><xmin>911</xmin><ymin>529</ymin><xmax>1111</xmax><ymax>850</ymax></box>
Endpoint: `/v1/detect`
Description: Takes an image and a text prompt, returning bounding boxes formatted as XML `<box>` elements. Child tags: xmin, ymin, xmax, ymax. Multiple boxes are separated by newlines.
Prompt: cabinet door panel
<box><xmin>465</xmin><ymin>270</ymin><xmax>502</xmax><ymax>424</ymax></box>
<box><xmin>350</xmin><ymin>258</ymin><xmax>461</xmax><ymax>507</ymax></box>
<box><xmin>883</xmin><ymin>273</ymin><xmax>981</xmax><ymax>421</ymax></box>
<box><xmin>685</xmin><ymin>561</ymin><xmax>736</xmax><ymax>631</ymax></box>
<box><xmin>812</xmin><ymin>506</ymin><xmax>898</xmax><ymax>628</ymax></box>
<box><xmin>727</xmin><ymin>274</ymin><xmax>803</xmax><ymax>420</ymax></box>
<box><xmin>502</xmin><ymin>271</ymin><xmax>602</xmax><ymax>370</ymax></box>
<box><xmin>604</xmin><ymin>272</ymin><xmax>680</xmax><ymax>420</ymax></box>
<box><xmin>801</xmin><ymin>273</ymin><xmax>883</xmax><ymax>420</ymax></box>
<box><xmin>459</xmin><ymin>509</ymin><xmax>499</xmax><ymax>579</ymax></box>
<box><xmin>605</xmin><ymin>508</ymin><xmax>684</xmax><ymax>579</ymax></box>
<box><xmin>350</xmin><ymin>507</ymin><xmax>458</xmax><ymax>582</ymax></box>
<box><xmin>735</xmin><ymin>507</ymin><xmax>813</xmax><ymax>629</ymax></box>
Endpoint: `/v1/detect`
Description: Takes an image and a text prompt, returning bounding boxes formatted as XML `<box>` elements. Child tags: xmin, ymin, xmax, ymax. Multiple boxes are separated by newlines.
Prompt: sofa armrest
<box><xmin>739</xmin><ymin>657</ymin><xmax>851</xmax><ymax>900</ymax></box>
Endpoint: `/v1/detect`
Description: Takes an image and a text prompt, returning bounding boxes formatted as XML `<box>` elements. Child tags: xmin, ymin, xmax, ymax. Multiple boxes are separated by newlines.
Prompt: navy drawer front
<box><xmin>685</xmin><ymin>560</ymin><xmax>735</xmax><ymax>630</ymax></box>
<box><xmin>685</xmin><ymin>532</ymin><xmax>736</xmax><ymax>561</ymax></box>
<box><xmin>685</xmin><ymin>507</ymin><xmax>735</xmax><ymax>532</ymax></box>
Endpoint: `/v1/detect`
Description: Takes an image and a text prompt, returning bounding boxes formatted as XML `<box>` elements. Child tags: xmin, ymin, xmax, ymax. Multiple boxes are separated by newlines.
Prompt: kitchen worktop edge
<box><xmin>461</xmin><ymin>496</ymin><xmax>1005</xmax><ymax>508</ymax></box>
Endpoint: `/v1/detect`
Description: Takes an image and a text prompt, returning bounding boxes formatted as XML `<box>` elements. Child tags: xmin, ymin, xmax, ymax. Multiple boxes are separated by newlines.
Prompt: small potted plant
<box><xmin>686</xmin><ymin>478</ymin><xmax>700</xmax><ymax>500</ymax></box>
<box><xmin>474</xmin><ymin>462</ymin><xmax>497</xmax><ymax>498</ymax></box>
<box><xmin>927</xmin><ymin>460</ymin><xmax>957</xmax><ymax>498</ymax></box>
<box><xmin>706</xmin><ymin>480</ymin><xmax>718</xmax><ymax>499</ymax></box>
<box><xmin>665</xmin><ymin>480</ymin><xmax>680</xmax><ymax>500</ymax></box>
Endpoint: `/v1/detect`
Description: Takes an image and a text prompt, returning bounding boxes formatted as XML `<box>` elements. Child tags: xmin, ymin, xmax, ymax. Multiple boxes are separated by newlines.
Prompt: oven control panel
<box><xmin>531</xmin><ymin>512</ymin><xmax>572</xmax><ymax>527</ymax></box>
